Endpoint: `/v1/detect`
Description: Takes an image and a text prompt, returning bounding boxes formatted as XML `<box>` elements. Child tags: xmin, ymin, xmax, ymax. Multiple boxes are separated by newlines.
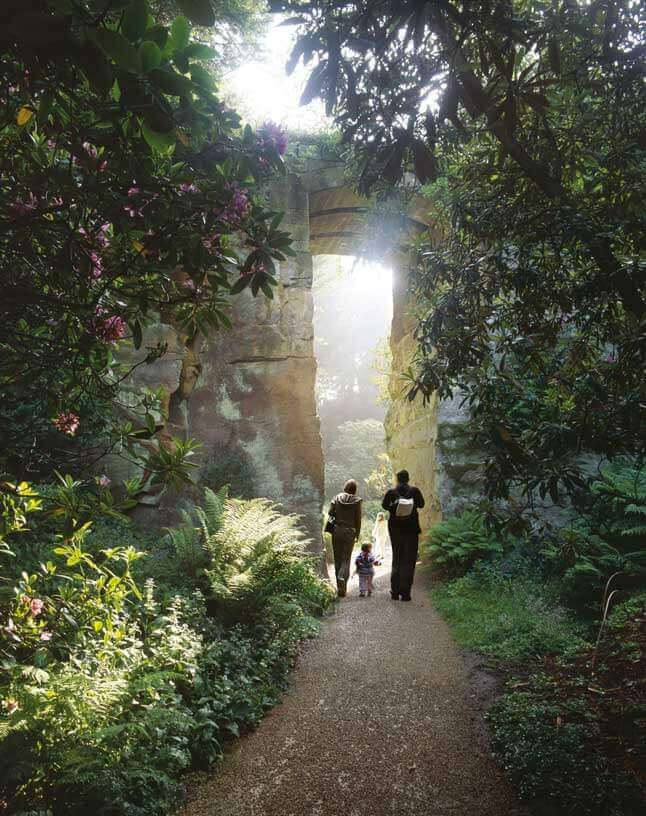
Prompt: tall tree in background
<box><xmin>275</xmin><ymin>0</ymin><xmax>645</xmax><ymax>503</ymax></box>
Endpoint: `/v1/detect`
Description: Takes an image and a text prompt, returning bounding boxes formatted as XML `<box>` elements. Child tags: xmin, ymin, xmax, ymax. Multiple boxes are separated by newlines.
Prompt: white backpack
<box><xmin>395</xmin><ymin>497</ymin><xmax>415</xmax><ymax>517</ymax></box>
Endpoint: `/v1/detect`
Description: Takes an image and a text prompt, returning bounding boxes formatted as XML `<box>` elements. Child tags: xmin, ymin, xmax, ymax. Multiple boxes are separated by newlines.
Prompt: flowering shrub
<box><xmin>0</xmin><ymin>0</ymin><xmax>294</xmax><ymax>479</ymax></box>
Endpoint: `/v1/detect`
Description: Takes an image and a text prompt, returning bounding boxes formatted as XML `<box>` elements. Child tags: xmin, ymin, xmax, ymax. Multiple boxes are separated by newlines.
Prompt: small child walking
<box><xmin>355</xmin><ymin>542</ymin><xmax>380</xmax><ymax>597</ymax></box>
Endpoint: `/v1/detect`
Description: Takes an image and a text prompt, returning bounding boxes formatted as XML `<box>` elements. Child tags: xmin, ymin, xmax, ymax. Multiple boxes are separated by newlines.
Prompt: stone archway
<box><xmin>130</xmin><ymin>159</ymin><xmax>466</xmax><ymax>548</ymax></box>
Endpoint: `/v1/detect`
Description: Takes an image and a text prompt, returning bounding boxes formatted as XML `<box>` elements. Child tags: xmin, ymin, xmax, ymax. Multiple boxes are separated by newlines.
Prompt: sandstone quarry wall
<box><xmin>118</xmin><ymin>161</ymin><xmax>484</xmax><ymax>549</ymax></box>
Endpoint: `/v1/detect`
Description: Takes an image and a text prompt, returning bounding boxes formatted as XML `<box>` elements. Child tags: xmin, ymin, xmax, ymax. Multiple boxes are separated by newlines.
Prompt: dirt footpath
<box><xmin>180</xmin><ymin>563</ymin><xmax>524</xmax><ymax>816</ymax></box>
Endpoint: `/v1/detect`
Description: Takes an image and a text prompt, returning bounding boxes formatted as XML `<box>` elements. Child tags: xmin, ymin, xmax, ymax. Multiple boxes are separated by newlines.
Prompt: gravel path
<box><xmin>180</xmin><ymin>559</ymin><xmax>523</xmax><ymax>816</ymax></box>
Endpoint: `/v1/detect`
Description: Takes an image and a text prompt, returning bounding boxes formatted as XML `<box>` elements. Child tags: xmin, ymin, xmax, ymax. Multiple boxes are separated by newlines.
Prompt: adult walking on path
<box><xmin>179</xmin><ymin>568</ymin><xmax>524</xmax><ymax>816</ymax></box>
<box><xmin>382</xmin><ymin>469</ymin><xmax>425</xmax><ymax>601</ymax></box>
<box><xmin>328</xmin><ymin>479</ymin><xmax>362</xmax><ymax>597</ymax></box>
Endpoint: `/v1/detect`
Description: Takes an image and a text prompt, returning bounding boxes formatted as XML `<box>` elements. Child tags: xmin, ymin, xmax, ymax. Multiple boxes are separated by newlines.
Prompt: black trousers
<box><xmin>389</xmin><ymin>524</ymin><xmax>419</xmax><ymax>597</ymax></box>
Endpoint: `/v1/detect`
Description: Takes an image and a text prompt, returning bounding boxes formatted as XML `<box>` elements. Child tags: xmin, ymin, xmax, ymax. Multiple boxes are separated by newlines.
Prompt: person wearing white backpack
<box><xmin>381</xmin><ymin>469</ymin><xmax>425</xmax><ymax>601</ymax></box>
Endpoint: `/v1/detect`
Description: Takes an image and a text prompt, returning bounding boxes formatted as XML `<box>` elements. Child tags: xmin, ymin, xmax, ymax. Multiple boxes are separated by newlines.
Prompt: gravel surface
<box><xmin>180</xmin><ymin>560</ymin><xmax>524</xmax><ymax>816</ymax></box>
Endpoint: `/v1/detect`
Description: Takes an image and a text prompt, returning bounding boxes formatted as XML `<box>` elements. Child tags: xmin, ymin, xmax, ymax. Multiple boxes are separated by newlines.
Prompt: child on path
<box><xmin>371</xmin><ymin>511</ymin><xmax>390</xmax><ymax>560</ymax></box>
<box><xmin>355</xmin><ymin>542</ymin><xmax>380</xmax><ymax>598</ymax></box>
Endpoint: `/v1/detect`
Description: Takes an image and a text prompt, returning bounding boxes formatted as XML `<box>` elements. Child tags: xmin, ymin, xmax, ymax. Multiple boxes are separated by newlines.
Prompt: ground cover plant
<box><xmin>424</xmin><ymin>462</ymin><xmax>645</xmax><ymax>814</ymax></box>
<box><xmin>0</xmin><ymin>484</ymin><xmax>334</xmax><ymax>815</ymax></box>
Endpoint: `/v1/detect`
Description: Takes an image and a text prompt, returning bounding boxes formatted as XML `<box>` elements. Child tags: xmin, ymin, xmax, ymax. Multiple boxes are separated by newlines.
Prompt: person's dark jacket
<box><xmin>329</xmin><ymin>492</ymin><xmax>362</xmax><ymax>539</ymax></box>
<box><xmin>382</xmin><ymin>483</ymin><xmax>425</xmax><ymax>535</ymax></box>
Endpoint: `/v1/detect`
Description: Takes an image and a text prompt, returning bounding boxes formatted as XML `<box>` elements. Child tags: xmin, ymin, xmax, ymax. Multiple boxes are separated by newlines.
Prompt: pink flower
<box><xmin>260</xmin><ymin>121</ymin><xmax>288</xmax><ymax>156</ymax></box>
<box><xmin>201</xmin><ymin>233</ymin><xmax>221</xmax><ymax>252</ymax></box>
<box><xmin>89</xmin><ymin>251</ymin><xmax>103</xmax><ymax>279</ymax></box>
<box><xmin>218</xmin><ymin>185</ymin><xmax>249</xmax><ymax>222</ymax></box>
<box><xmin>93</xmin><ymin>311</ymin><xmax>126</xmax><ymax>343</ymax></box>
<box><xmin>30</xmin><ymin>598</ymin><xmax>44</xmax><ymax>616</ymax></box>
<box><xmin>99</xmin><ymin>474</ymin><xmax>111</xmax><ymax>488</ymax></box>
<box><xmin>96</xmin><ymin>223</ymin><xmax>111</xmax><ymax>247</ymax></box>
<box><xmin>40</xmin><ymin>631</ymin><xmax>52</xmax><ymax>641</ymax></box>
<box><xmin>124</xmin><ymin>186</ymin><xmax>143</xmax><ymax>217</ymax></box>
<box><xmin>10</xmin><ymin>192</ymin><xmax>38</xmax><ymax>216</ymax></box>
<box><xmin>179</xmin><ymin>182</ymin><xmax>198</xmax><ymax>194</ymax></box>
<box><xmin>53</xmin><ymin>411</ymin><xmax>79</xmax><ymax>435</ymax></box>
<box><xmin>82</xmin><ymin>142</ymin><xmax>107</xmax><ymax>171</ymax></box>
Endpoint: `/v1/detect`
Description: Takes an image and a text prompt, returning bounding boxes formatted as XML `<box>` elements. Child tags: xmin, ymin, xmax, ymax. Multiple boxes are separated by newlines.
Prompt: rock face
<box><xmin>119</xmin><ymin>160</ymin><xmax>482</xmax><ymax>549</ymax></box>
<box><xmin>181</xmin><ymin>173</ymin><xmax>325</xmax><ymax>548</ymax></box>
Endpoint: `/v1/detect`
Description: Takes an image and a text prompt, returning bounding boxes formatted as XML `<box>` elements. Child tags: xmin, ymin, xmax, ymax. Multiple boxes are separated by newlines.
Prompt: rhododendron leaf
<box><xmin>180</xmin><ymin>42</ymin><xmax>217</xmax><ymax>61</ymax></box>
<box><xmin>144</xmin><ymin>24</ymin><xmax>168</xmax><ymax>50</ymax></box>
<box><xmin>176</xmin><ymin>0</ymin><xmax>216</xmax><ymax>27</ymax></box>
<box><xmin>132</xmin><ymin>320</ymin><xmax>143</xmax><ymax>350</ymax></box>
<box><xmin>170</xmin><ymin>15</ymin><xmax>191</xmax><ymax>50</ymax></box>
<box><xmin>139</xmin><ymin>40</ymin><xmax>161</xmax><ymax>71</ymax></box>
<box><xmin>149</xmin><ymin>68</ymin><xmax>194</xmax><ymax>97</ymax></box>
<box><xmin>230</xmin><ymin>275</ymin><xmax>250</xmax><ymax>295</ymax></box>
<box><xmin>122</xmin><ymin>0</ymin><xmax>149</xmax><ymax>43</ymax></box>
<box><xmin>141</xmin><ymin>123</ymin><xmax>176</xmax><ymax>154</ymax></box>
<box><xmin>190</xmin><ymin>63</ymin><xmax>215</xmax><ymax>89</ymax></box>
<box><xmin>93</xmin><ymin>28</ymin><xmax>142</xmax><ymax>74</ymax></box>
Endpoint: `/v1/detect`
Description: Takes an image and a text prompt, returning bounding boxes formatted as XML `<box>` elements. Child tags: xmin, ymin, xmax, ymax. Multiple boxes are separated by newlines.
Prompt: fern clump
<box><xmin>423</xmin><ymin>510</ymin><xmax>507</xmax><ymax>576</ymax></box>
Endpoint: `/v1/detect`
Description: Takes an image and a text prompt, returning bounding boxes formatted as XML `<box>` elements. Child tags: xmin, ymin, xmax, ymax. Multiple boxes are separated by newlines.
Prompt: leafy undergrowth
<box><xmin>489</xmin><ymin>598</ymin><xmax>645</xmax><ymax>815</ymax></box>
<box><xmin>1</xmin><ymin>487</ymin><xmax>335</xmax><ymax>815</ymax></box>
<box><xmin>431</xmin><ymin>568</ymin><xmax>587</xmax><ymax>662</ymax></box>
<box><xmin>432</xmin><ymin>570</ymin><xmax>645</xmax><ymax>814</ymax></box>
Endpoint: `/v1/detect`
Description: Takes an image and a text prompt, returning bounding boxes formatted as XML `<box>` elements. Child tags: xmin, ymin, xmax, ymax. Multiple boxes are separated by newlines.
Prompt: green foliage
<box><xmin>488</xmin><ymin>595</ymin><xmax>645</xmax><ymax>816</ymax></box>
<box><xmin>0</xmin><ymin>482</ymin><xmax>333</xmax><ymax>814</ymax></box>
<box><xmin>324</xmin><ymin>419</ymin><xmax>388</xmax><ymax>500</ymax></box>
<box><xmin>1</xmin><ymin>0</ymin><xmax>293</xmax><ymax>480</ymax></box>
<box><xmin>276</xmin><ymin>0</ymin><xmax>645</xmax><ymax>506</ymax></box>
<box><xmin>431</xmin><ymin>568</ymin><xmax>587</xmax><ymax>661</ymax></box>
<box><xmin>488</xmin><ymin>690</ymin><xmax>642</xmax><ymax>815</ymax></box>
<box><xmin>422</xmin><ymin>511</ymin><xmax>506</xmax><ymax>576</ymax></box>
<box><xmin>539</xmin><ymin>458</ymin><xmax>646</xmax><ymax>608</ymax></box>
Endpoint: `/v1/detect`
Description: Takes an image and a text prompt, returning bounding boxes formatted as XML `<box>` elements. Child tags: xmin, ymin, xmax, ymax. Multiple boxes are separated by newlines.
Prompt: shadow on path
<box><xmin>180</xmin><ymin>558</ymin><xmax>524</xmax><ymax>816</ymax></box>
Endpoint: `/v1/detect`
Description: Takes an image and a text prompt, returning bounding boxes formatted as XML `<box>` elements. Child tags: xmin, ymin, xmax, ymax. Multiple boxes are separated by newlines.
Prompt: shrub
<box><xmin>0</xmin><ymin>483</ymin><xmax>333</xmax><ymax>814</ymax></box>
<box><xmin>540</xmin><ymin>458</ymin><xmax>646</xmax><ymax>610</ymax></box>
<box><xmin>488</xmin><ymin>691</ymin><xmax>642</xmax><ymax>815</ymax></box>
<box><xmin>423</xmin><ymin>510</ymin><xmax>507</xmax><ymax>576</ymax></box>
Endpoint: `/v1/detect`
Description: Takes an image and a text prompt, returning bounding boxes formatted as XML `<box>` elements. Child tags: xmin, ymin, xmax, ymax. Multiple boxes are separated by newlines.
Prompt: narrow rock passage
<box><xmin>181</xmin><ymin>561</ymin><xmax>523</xmax><ymax>816</ymax></box>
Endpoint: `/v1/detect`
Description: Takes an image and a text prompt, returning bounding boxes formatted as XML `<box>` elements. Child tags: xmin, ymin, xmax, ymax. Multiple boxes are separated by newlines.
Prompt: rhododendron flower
<box><xmin>180</xmin><ymin>182</ymin><xmax>198</xmax><ymax>194</ymax></box>
<box><xmin>94</xmin><ymin>311</ymin><xmax>126</xmax><ymax>343</ymax></box>
<box><xmin>89</xmin><ymin>251</ymin><xmax>103</xmax><ymax>279</ymax></box>
<box><xmin>261</xmin><ymin>121</ymin><xmax>288</xmax><ymax>156</ymax></box>
<box><xmin>219</xmin><ymin>185</ymin><xmax>249</xmax><ymax>222</ymax></box>
<box><xmin>82</xmin><ymin>141</ymin><xmax>107</xmax><ymax>171</ymax></box>
<box><xmin>10</xmin><ymin>192</ymin><xmax>38</xmax><ymax>216</ymax></box>
<box><xmin>124</xmin><ymin>186</ymin><xmax>143</xmax><ymax>217</ymax></box>
<box><xmin>201</xmin><ymin>233</ymin><xmax>221</xmax><ymax>252</ymax></box>
<box><xmin>40</xmin><ymin>631</ymin><xmax>52</xmax><ymax>641</ymax></box>
<box><xmin>98</xmin><ymin>474</ymin><xmax>111</xmax><ymax>488</ymax></box>
<box><xmin>53</xmin><ymin>411</ymin><xmax>79</xmax><ymax>435</ymax></box>
<box><xmin>30</xmin><ymin>598</ymin><xmax>44</xmax><ymax>616</ymax></box>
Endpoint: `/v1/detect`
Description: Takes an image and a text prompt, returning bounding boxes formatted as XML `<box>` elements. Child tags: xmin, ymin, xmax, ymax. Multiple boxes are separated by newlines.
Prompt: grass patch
<box><xmin>431</xmin><ymin>568</ymin><xmax>588</xmax><ymax>661</ymax></box>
